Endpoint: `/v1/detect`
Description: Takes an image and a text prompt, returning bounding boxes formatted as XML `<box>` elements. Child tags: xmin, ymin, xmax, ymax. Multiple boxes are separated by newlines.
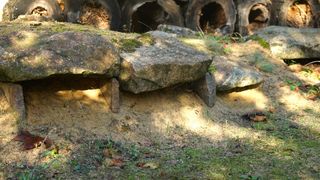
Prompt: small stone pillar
<box><xmin>0</xmin><ymin>82</ymin><xmax>26</xmax><ymax>129</ymax></box>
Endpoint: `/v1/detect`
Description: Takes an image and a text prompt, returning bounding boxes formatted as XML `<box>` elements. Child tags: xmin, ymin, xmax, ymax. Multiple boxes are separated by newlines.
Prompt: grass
<box><xmin>249</xmin><ymin>52</ymin><xmax>275</xmax><ymax>73</ymax></box>
<box><xmin>208</xmin><ymin>64</ymin><xmax>217</xmax><ymax>74</ymax></box>
<box><xmin>119</xmin><ymin>39</ymin><xmax>143</xmax><ymax>53</ymax></box>
<box><xmin>180</xmin><ymin>35</ymin><xmax>234</xmax><ymax>56</ymax></box>
<box><xmin>149</xmin><ymin>115</ymin><xmax>320</xmax><ymax>179</ymax></box>
<box><xmin>248</xmin><ymin>35</ymin><xmax>270</xmax><ymax>49</ymax></box>
<box><xmin>7</xmin><ymin>113</ymin><xmax>319</xmax><ymax>179</ymax></box>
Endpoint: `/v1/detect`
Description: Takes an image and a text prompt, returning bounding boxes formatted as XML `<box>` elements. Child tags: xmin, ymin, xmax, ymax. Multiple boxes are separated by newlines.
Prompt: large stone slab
<box><xmin>212</xmin><ymin>56</ymin><xmax>264</xmax><ymax>91</ymax></box>
<box><xmin>254</xmin><ymin>26</ymin><xmax>320</xmax><ymax>59</ymax></box>
<box><xmin>119</xmin><ymin>31</ymin><xmax>213</xmax><ymax>94</ymax></box>
<box><xmin>0</xmin><ymin>25</ymin><xmax>120</xmax><ymax>82</ymax></box>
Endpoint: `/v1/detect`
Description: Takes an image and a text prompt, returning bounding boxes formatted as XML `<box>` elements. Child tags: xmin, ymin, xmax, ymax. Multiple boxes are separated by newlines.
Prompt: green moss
<box><xmin>249</xmin><ymin>35</ymin><xmax>270</xmax><ymax>49</ymax></box>
<box><xmin>208</xmin><ymin>64</ymin><xmax>217</xmax><ymax>73</ymax></box>
<box><xmin>250</xmin><ymin>52</ymin><xmax>275</xmax><ymax>73</ymax></box>
<box><xmin>256</xmin><ymin>62</ymin><xmax>274</xmax><ymax>73</ymax></box>
<box><xmin>120</xmin><ymin>39</ymin><xmax>143</xmax><ymax>53</ymax></box>
<box><xmin>138</xmin><ymin>33</ymin><xmax>154</xmax><ymax>46</ymax></box>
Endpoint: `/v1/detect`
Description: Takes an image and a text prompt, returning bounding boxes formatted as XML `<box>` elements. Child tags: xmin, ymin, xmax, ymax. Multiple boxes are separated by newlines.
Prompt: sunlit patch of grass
<box><xmin>248</xmin><ymin>35</ymin><xmax>270</xmax><ymax>49</ymax></box>
<box><xmin>4</xmin><ymin>113</ymin><xmax>320</xmax><ymax>179</ymax></box>
<box><xmin>180</xmin><ymin>35</ymin><xmax>234</xmax><ymax>56</ymax></box>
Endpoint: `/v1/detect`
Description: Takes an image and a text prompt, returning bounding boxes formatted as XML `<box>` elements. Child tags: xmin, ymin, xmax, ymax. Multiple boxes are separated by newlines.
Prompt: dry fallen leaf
<box><xmin>105</xmin><ymin>158</ymin><xmax>125</xmax><ymax>168</ymax></box>
<box><xmin>251</xmin><ymin>115</ymin><xmax>267</xmax><ymax>122</ymax></box>
<box><xmin>13</xmin><ymin>131</ymin><xmax>52</xmax><ymax>150</ymax></box>
<box><xmin>110</xmin><ymin>158</ymin><xmax>124</xmax><ymax>167</ymax></box>
<box><xmin>103</xmin><ymin>148</ymin><xmax>119</xmax><ymax>158</ymax></box>
<box><xmin>306</xmin><ymin>94</ymin><xmax>319</xmax><ymax>101</ymax></box>
<box><xmin>242</xmin><ymin>112</ymin><xmax>267</xmax><ymax>122</ymax></box>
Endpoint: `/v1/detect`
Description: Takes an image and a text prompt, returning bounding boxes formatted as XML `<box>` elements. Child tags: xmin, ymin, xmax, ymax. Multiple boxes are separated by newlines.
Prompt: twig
<box><xmin>303</xmin><ymin>60</ymin><xmax>320</xmax><ymax>67</ymax></box>
<box><xmin>196</xmin><ymin>25</ymin><xmax>205</xmax><ymax>39</ymax></box>
<box><xmin>137</xmin><ymin>21</ymin><xmax>153</xmax><ymax>31</ymax></box>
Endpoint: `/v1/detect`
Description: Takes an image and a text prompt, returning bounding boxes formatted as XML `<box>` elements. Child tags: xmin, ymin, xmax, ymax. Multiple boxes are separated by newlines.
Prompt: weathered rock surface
<box><xmin>254</xmin><ymin>26</ymin><xmax>320</xmax><ymax>59</ymax></box>
<box><xmin>0</xmin><ymin>26</ymin><xmax>120</xmax><ymax>82</ymax></box>
<box><xmin>100</xmin><ymin>78</ymin><xmax>120</xmax><ymax>113</ymax></box>
<box><xmin>212</xmin><ymin>56</ymin><xmax>264</xmax><ymax>91</ymax></box>
<box><xmin>157</xmin><ymin>24</ymin><xmax>197</xmax><ymax>37</ymax></box>
<box><xmin>0</xmin><ymin>82</ymin><xmax>26</xmax><ymax>127</ymax></box>
<box><xmin>119</xmin><ymin>31</ymin><xmax>212</xmax><ymax>94</ymax></box>
<box><xmin>193</xmin><ymin>72</ymin><xmax>216</xmax><ymax>107</ymax></box>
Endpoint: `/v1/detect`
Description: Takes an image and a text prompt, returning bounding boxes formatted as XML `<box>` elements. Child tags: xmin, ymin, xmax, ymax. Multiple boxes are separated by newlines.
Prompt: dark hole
<box><xmin>199</xmin><ymin>2</ymin><xmax>227</xmax><ymax>33</ymax></box>
<box><xmin>248</xmin><ymin>4</ymin><xmax>269</xmax><ymax>32</ymax></box>
<box><xmin>131</xmin><ymin>2</ymin><xmax>168</xmax><ymax>33</ymax></box>
<box><xmin>249</xmin><ymin>6</ymin><xmax>268</xmax><ymax>23</ymax></box>
<box><xmin>21</xmin><ymin>75</ymin><xmax>104</xmax><ymax>92</ymax></box>
<box><xmin>284</xmin><ymin>59</ymin><xmax>320</xmax><ymax>66</ymax></box>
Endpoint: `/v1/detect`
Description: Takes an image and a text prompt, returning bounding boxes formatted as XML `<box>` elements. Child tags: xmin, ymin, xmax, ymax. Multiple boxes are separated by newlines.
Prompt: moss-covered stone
<box><xmin>0</xmin><ymin>22</ymin><xmax>122</xmax><ymax>82</ymax></box>
<box><xmin>119</xmin><ymin>31</ymin><xmax>212</xmax><ymax>94</ymax></box>
<box><xmin>254</xmin><ymin>26</ymin><xmax>320</xmax><ymax>59</ymax></box>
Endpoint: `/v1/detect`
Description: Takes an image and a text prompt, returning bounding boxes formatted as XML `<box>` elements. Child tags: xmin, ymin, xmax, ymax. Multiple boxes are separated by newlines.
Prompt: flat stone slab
<box><xmin>0</xmin><ymin>23</ymin><xmax>120</xmax><ymax>82</ymax></box>
<box><xmin>254</xmin><ymin>26</ymin><xmax>320</xmax><ymax>59</ymax></box>
<box><xmin>119</xmin><ymin>31</ymin><xmax>213</xmax><ymax>94</ymax></box>
<box><xmin>213</xmin><ymin>56</ymin><xmax>264</xmax><ymax>91</ymax></box>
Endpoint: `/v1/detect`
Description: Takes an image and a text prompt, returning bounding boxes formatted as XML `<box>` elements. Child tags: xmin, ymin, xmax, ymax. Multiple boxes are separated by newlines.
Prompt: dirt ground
<box><xmin>0</xmin><ymin>41</ymin><xmax>319</xmax><ymax>179</ymax></box>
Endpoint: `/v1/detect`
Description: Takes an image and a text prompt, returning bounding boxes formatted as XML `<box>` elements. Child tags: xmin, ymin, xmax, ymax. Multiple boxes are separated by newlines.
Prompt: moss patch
<box><xmin>249</xmin><ymin>52</ymin><xmax>275</xmax><ymax>73</ymax></box>
<box><xmin>137</xmin><ymin>33</ymin><xmax>154</xmax><ymax>46</ymax></box>
<box><xmin>119</xmin><ymin>39</ymin><xmax>143</xmax><ymax>53</ymax></box>
<box><xmin>248</xmin><ymin>35</ymin><xmax>270</xmax><ymax>49</ymax></box>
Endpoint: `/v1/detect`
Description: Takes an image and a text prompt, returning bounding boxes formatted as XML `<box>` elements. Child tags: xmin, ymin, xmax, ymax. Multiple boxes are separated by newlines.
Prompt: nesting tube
<box><xmin>235</xmin><ymin>0</ymin><xmax>271</xmax><ymax>35</ymax></box>
<box><xmin>2</xmin><ymin>0</ymin><xmax>62</xmax><ymax>21</ymax></box>
<box><xmin>63</xmin><ymin>0</ymin><xmax>121</xmax><ymax>30</ymax></box>
<box><xmin>271</xmin><ymin>0</ymin><xmax>319</xmax><ymax>28</ymax></box>
<box><xmin>120</xmin><ymin>0</ymin><xmax>183</xmax><ymax>33</ymax></box>
<box><xmin>185</xmin><ymin>0</ymin><xmax>237</xmax><ymax>35</ymax></box>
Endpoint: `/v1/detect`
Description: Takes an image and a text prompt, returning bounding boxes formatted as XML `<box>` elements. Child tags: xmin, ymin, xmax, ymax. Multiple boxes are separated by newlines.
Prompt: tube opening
<box><xmin>131</xmin><ymin>2</ymin><xmax>168</xmax><ymax>33</ymax></box>
<box><xmin>248</xmin><ymin>4</ymin><xmax>269</xmax><ymax>33</ymax></box>
<box><xmin>199</xmin><ymin>2</ymin><xmax>227</xmax><ymax>34</ymax></box>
